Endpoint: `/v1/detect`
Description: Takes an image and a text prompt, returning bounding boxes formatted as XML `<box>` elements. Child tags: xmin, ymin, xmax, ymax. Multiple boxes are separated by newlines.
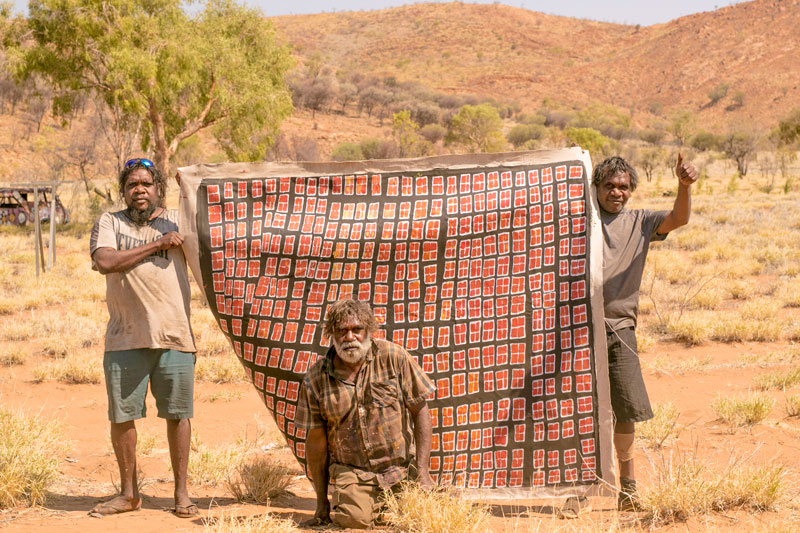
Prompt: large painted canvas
<box><xmin>178</xmin><ymin>149</ymin><xmax>614</xmax><ymax>497</ymax></box>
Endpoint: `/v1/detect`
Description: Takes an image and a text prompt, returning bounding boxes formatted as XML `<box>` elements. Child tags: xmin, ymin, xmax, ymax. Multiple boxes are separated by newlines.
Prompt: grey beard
<box><xmin>128</xmin><ymin>205</ymin><xmax>157</xmax><ymax>225</ymax></box>
<box><xmin>337</xmin><ymin>345</ymin><xmax>367</xmax><ymax>365</ymax></box>
<box><xmin>335</xmin><ymin>338</ymin><xmax>370</xmax><ymax>365</ymax></box>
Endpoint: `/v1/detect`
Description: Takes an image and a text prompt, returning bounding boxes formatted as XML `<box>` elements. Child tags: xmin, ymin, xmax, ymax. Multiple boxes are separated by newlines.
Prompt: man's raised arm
<box><xmin>657</xmin><ymin>153</ymin><xmax>698</xmax><ymax>235</ymax></box>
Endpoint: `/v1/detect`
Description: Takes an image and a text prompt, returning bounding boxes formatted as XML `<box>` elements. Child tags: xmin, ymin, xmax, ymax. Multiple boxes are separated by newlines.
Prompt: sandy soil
<box><xmin>1</xmin><ymin>338</ymin><xmax>799</xmax><ymax>532</ymax></box>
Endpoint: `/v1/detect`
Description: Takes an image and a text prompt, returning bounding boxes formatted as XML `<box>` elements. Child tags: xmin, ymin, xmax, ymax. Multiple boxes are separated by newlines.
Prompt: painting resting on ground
<box><xmin>178</xmin><ymin>148</ymin><xmax>614</xmax><ymax>497</ymax></box>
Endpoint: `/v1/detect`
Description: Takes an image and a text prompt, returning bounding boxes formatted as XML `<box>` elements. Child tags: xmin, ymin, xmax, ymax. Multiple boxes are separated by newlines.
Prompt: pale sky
<box><xmin>254</xmin><ymin>1</ymin><xmax>744</xmax><ymax>26</ymax></box>
<box><xmin>9</xmin><ymin>0</ymin><xmax>745</xmax><ymax>26</ymax></box>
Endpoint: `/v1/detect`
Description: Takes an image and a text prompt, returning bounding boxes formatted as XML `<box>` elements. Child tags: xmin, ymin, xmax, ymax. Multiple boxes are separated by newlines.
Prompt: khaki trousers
<box><xmin>329</xmin><ymin>463</ymin><xmax>395</xmax><ymax>529</ymax></box>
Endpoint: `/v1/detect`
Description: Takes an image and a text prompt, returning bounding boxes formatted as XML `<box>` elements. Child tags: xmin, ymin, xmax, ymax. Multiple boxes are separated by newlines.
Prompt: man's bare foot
<box><xmin>89</xmin><ymin>495</ymin><xmax>142</xmax><ymax>517</ymax></box>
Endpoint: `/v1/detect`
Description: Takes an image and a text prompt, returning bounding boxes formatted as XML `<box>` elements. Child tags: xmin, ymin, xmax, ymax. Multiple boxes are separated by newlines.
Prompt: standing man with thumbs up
<box><xmin>594</xmin><ymin>154</ymin><xmax>698</xmax><ymax>511</ymax></box>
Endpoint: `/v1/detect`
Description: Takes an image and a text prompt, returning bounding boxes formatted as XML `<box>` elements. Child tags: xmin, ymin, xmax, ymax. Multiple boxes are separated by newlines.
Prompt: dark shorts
<box><xmin>607</xmin><ymin>327</ymin><xmax>653</xmax><ymax>424</ymax></box>
<box><xmin>103</xmin><ymin>349</ymin><xmax>195</xmax><ymax>423</ymax></box>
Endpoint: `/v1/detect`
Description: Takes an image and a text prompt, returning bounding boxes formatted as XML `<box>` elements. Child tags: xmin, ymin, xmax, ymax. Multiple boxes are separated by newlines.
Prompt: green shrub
<box><xmin>331</xmin><ymin>142</ymin><xmax>363</xmax><ymax>161</ymax></box>
<box><xmin>359</xmin><ymin>137</ymin><xmax>398</xmax><ymax>159</ymax></box>
<box><xmin>419</xmin><ymin>124</ymin><xmax>446</xmax><ymax>144</ymax></box>
<box><xmin>706</xmin><ymin>82</ymin><xmax>729</xmax><ymax>106</ymax></box>
<box><xmin>639</xmin><ymin>128</ymin><xmax>666</xmax><ymax>145</ymax></box>
<box><xmin>690</xmin><ymin>131</ymin><xmax>721</xmax><ymax>152</ymax></box>
<box><xmin>564</xmin><ymin>127</ymin><xmax>612</xmax><ymax>158</ymax></box>
<box><xmin>571</xmin><ymin>102</ymin><xmax>632</xmax><ymax>140</ymax></box>
<box><xmin>506</xmin><ymin>123</ymin><xmax>545</xmax><ymax>148</ymax></box>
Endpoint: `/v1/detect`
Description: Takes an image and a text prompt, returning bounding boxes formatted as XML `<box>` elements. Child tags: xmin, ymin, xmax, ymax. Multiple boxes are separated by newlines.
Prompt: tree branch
<box><xmin>167</xmin><ymin>76</ymin><xmax>224</xmax><ymax>155</ymax></box>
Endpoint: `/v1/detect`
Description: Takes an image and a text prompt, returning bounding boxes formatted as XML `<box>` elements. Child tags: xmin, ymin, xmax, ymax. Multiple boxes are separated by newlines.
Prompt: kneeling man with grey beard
<box><xmin>296</xmin><ymin>299</ymin><xmax>436</xmax><ymax>529</ymax></box>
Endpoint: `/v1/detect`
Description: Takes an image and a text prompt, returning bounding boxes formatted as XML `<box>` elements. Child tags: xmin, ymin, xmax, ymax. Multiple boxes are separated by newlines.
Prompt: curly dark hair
<box><xmin>324</xmin><ymin>299</ymin><xmax>379</xmax><ymax>337</ymax></box>
<box><xmin>592</xmin><ymin>156</ymin><xmax>639</xmax><ymax>192</ymax></box>
<box><xmin>118</xmin><ymin>160</ymin><xmax>166</xmax><ymax>207</ymax></box>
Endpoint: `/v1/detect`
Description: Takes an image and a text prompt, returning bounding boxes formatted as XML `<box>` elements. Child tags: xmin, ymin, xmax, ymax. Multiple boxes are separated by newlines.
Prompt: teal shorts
<box><xmin>103</xmin><ymin>349</ymin><xmax>195</xmax><ymax>423</ymax></box>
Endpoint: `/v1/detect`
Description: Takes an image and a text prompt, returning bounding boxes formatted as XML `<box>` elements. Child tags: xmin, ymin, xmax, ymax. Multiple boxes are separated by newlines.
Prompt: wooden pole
<box><xmin>33</xmin><ymin>186</ymin><xmax>41</xmax><ymax>277</ymax></box>
<box><xmin>1</xmin><ymin>180</ymin><xmax>76</xmax><ymax>276</ymax></box>
<box><xmin>48</xmin><ymin>182</ymin><xmax>57</xmax><ymax>269</ymax></box>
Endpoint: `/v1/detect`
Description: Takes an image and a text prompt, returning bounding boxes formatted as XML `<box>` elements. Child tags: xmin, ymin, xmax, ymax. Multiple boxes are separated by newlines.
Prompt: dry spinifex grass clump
<box><xmin>384</xmin><ymin>483</ymin><xmax>491</xmax><ymax>533</ymax></box>
<box><xmin>203</xmin><ymin>511</ymin><xmax>298</xmax><ymax>533</ymax></box>
<box><xmin>225</xmin><ymin>456</ymin><xmax>295</xmax><ymax>504</ymax></box>
<box><xmin>711</xmin><ymin>393</ymin><xmax>774</xmax><ymax>433</ymax></box>
<box><xmin>639</xmin><ymin>448</ymin><xmax>788</xmax><ymax>525</ymax></box>
<box><xmin>188</xmin><ymin>442</ymin><xmax>248</xmax><ymax>486</ymax></box>
<box><xmin>637</xmin><ymin>402</ymin><xmax>682</xmax><ymax>449</ymax></box>
<box><xmin>32</xmin><ymin>354</ymin><xmax>103</xmax><ymax>384</ymax></box>
<box><xmin>195</xmin><ymin>354</ymin><xmax>248</xmax><ymax>383</ymax></box>
<box><xmin>0</xmin><ymin>348</ymin><xmax>27</xmax><ymax>366</ymax></box>
<box><xmin>753</xmin><ymin>368</ymin><xmax>800</xmax><ymax>391</ymax></box>
<box><xmin>784</xmin><ymin>394</ymin><xmax>800</xmax><ymax>417</ymax></box>
<box><xmin>0</xmin><ymin>408</ymin><xmax>67</xmax><ymax>508</ymax></box>
<box><xmin>190</xmin><ymin>425</ymin><xmax>287</xmax><ymax>488</ymax></box>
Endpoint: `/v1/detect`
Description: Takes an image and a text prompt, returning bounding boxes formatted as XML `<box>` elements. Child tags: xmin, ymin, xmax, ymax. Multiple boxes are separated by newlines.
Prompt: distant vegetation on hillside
<box><xmin>0</xmin><ymin>0</ymin><xmax>798</xmax><ymax>197</ymax></box>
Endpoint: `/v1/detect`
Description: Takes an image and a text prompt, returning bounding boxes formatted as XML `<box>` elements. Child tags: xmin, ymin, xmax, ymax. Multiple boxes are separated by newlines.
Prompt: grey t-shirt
<box><xmin>90</xmin><ymin>209</ymin><xmax>196</xmax><ymax>353</ymax></box>
<box><xmin>601</xmin><ymin>208</ymin><xmax>668</xmax><ymax>331</ymax></box>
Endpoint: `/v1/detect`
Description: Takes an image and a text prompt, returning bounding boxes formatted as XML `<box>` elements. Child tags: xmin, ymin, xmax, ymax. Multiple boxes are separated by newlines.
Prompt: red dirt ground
<box><xmin>1</xmin><ymin>339</ymin><xmax>799</xmax><ymax>531</ymax></box>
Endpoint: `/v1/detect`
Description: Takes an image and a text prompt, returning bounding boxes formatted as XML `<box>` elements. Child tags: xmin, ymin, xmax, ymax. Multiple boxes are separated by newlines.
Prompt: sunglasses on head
<box><xmin>124</xmin><ymin>158</ymin><xmax>155</xmax><ymax>169</ymax></box>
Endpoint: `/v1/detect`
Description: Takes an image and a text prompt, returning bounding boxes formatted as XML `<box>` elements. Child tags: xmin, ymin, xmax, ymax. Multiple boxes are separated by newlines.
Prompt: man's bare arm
<box><xmin>408</xmin><ymin>400</ymin><xmax>434</xmax><ymax>489</ymax></box>
<box><xmin>657</xmin><ymin>153</ymin><xmax>698</xmax><ymax>235</ymax></box>
<box><xmin>304</xmin><ymin>427</ymin><xmax>332</xmax><ymax>523</ymax></box>
<box><xmin>93</xmin><ymin>232</ymin><xmax>184</xmax><ymax>274</ymax></box>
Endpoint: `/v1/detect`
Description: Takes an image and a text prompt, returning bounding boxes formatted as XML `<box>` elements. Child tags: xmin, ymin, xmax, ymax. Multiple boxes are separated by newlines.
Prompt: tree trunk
<box><xmin>79</xmin><ymin>162</ymin><xmax>91</xmax><ymax>196</ymax></box>
<box><xmin>148</xmin><ymin>96</ymin><xmax>172</xmax><ymax>182</ymax></box>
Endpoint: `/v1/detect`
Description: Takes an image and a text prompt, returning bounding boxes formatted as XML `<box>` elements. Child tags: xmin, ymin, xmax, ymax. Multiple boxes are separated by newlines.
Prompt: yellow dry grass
<box><xmin>195</xmin><ymin>354</ymin><xmax>248</xmax><ymax>383</ymax></box>
<box><xmin>785</xmin><ymin>395</ymin><xmax>800</xmax><ymax>417</ymax></box>
<box><xmin>711</xmin><ymin>393</ymin><xmax>775</xmax><ymax>433</ymax></box>
<box><xmin>189</xmin><ymin>422</ymin><xmax>285</xmax><ymax>488</ymax></box>
<box><xmin>203</xmin><ymin>390</ymin><xmax>244</xmax><ymax>403</ymax></box>
<box><xmin>639</xmin><ymin>448</ymin><xmax>788</xmax><ymax>525</ymax></box>
<box><xmin>188</xmin><ymin>442</ymin><xmax>250</xmax><ymax>486</ymax></box>
<box><xmin>753</xmin><ymin>368</ymin><xmax>800</xmax><ymax>391</ymax></box>
<box><xmin>385</xmin><ymin>483</ymin><xmax>491</xmax><ymax>533</ymax></box>
<box><xmin>637</xmin><ymin>402</ymin><xmax>682</xmax><ymax>449</ymax></box>
<box><xmin>0</xmin><ymin>408</ymin><xmax>68</xmax><ymax>509</ymax></box>
<box><xmin>225</xmin><ymin>455</ymin><xmax>295</xmax><ymax>504</ymax></box>
<box><xmin>194</xmin><ymin>311</ymin><xmax>234</xmax><ymax>357</ymax></box>
<box><xmin>203</xmin><ymin>511</ymin><xmax>299</xmax><ymax>533</ymax></box>
<box><xmin>0</xmin><ymin>348</ymin><xmax>28</xmax><ymax>366</ymax></box>
<box><xmin>783</xmin><ymin>392</ymin><xmax>800</xmax><ymax>418</ymax></box>
<box><xmin>737</xmin><ymin>349</ymin><xmax>800</xmax><ymax>368</ymax></box>
<box><xmin>136</xmin><ymin>432</ymin><xmax>161</xmax><ymax>457</ymax></box>
<box><xmin>633</xmin><ymin>185</ymin><xmax>800</xmax><ymax>346</ymax></box>
<box><xmin>32</xmin><ymin>353</ymin><xmax>103</xmax><ymax>384</ymax></box>
<box><xmin>643</xmin><ymin>355</ymin><xmax>713</xmax><ymax>376</ymax></box>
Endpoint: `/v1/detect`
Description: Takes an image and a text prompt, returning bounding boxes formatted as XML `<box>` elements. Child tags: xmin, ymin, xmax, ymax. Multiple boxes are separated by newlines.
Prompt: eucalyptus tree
<box><xmin>14</xmin><ymin>0</ymin><xmax>293</xmax><ymax>176</ymax></box>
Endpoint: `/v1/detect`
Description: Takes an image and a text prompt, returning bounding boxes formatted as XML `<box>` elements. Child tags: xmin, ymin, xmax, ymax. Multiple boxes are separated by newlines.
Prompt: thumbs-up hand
<box><xmin>676</xmin><ymin>153</ymin><xmax>698</xmax><ymax>187</ymax></box>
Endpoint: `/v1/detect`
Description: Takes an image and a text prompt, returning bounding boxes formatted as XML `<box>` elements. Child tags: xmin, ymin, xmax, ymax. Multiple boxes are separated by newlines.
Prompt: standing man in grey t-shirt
<box><xmin>595</xmin><ymin>155</ymin><xmax>697</xmax><ymax>510</ymax></box>
<box><xmin>89</xmin><ymin>158</ymin><xmax>198</xmax><ymax>519</ymax></box>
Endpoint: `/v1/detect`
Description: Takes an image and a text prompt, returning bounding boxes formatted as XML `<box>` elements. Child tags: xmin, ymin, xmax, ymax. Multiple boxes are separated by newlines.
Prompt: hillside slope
<box><xmin>1</xmin><ymin>0</ymin><xmax>797</xmax><ymax>182</ymax></box>
<box><xmin>271</xmin><ymin>0</ymin><xmax>800</xmax><ymax>129</ymax></box>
